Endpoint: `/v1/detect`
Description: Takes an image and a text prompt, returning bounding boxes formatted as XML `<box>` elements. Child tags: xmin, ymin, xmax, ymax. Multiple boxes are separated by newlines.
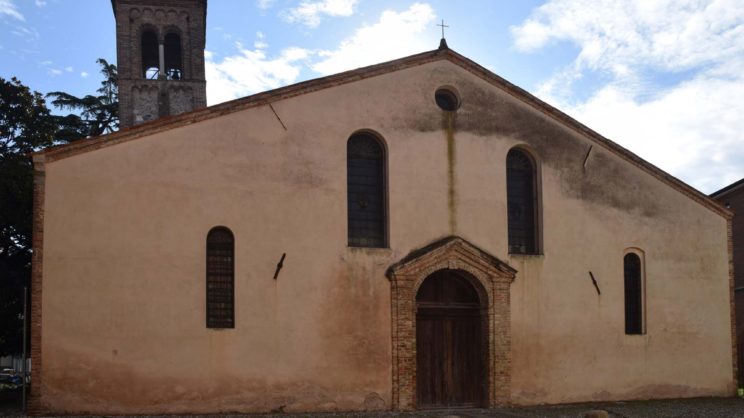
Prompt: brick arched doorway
<box><xmin>386</xmin><ymin>236</ymin><xmax>516</xmax><ymax>410</ymax></box>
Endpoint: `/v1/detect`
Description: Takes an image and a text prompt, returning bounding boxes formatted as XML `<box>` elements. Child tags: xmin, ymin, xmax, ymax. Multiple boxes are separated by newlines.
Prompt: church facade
<box><xmin>28</xmin><ymin>0</ymin><xmax>737</xmax><ymax>415</ymax></box>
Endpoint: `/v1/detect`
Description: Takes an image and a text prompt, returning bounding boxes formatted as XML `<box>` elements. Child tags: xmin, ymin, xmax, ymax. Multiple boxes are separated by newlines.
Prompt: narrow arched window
<box><xmin>347</xmin><ymin>133</ymin><xmax>386</xmax><ymax>247</ymax></box>
<box><xmin>206</xmin><ymin>227</ymin><xmax>234</xmax><ymax>328</ymax></box>
<box><xmin>624</xmin><ymin>253</ymin><xmax>644</xmax><ymax>335</ymax></box>
<box><xmin>141</xmin><ymin>30</ymin><xmax>159</xmax><ymax>79</ymax></box>
<box><xmin>506</xmin><ymin>149</ymin><xmax>538</xmax><ymax>254</ymax></box>
<box><xmin>164</xmin><ymin>32</ymin><xmax>182</xmax><ymax>80</ymax></box>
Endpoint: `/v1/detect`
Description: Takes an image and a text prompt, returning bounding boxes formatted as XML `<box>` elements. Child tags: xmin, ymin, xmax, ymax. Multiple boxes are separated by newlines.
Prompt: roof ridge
<box><xmin>711</xmin><ymin>177</ymin><xmax>744</xmax><ymax>198</ymax></box>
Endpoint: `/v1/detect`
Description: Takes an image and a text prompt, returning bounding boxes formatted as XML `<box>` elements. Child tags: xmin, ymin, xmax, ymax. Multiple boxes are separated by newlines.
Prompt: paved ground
<box><xmin>1</xmin><ymin>397</ymin><xmax>743</xmax><ymax>417</ymax></box>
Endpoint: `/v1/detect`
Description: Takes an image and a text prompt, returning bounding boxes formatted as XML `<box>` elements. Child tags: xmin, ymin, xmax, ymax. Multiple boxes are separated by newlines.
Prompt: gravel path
<box><xmin>1</xmin><ymin>397</ymin><xmax>743</xmax><ymax>417</ymax></box>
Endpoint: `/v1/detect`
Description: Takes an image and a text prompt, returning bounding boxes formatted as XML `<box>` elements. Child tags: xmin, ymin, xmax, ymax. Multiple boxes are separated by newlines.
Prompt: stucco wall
<box><xmin>38</xmin><ymin>59</ymin><xmax>734</xmax><ymax>414</ymax></box>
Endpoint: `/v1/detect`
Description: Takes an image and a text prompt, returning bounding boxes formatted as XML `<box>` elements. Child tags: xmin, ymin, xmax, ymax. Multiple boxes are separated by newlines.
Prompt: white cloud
<box><xmin>283</xmin><ymin>0</ymin><xmax>357</xmax><ymax>28</ymax></box>
<box><xmin>206</xmin><ymin>41</ymin><xmax>311</xmax><ymax>105</ymax></box>
<box><xmin>511</xmin><ymin>0</ymin><xmax>744</xmax><ymax>192</ymax></box>
<box><xmin>65</xmin><ymin>66</ymin><xmax>73</xmax><ymax>72</ymax></box>
<box><xmin>560</xmin><ymin>72</ymin><xmax>744</xmax><ymax>193</ymax></box>
<box><xmin>206</xmin><ymin>4</ymin><xmax>437</xmax><ymax>105</ymax></box>
<box><xmin>12</xmin><ymin>26</ymin><xmax>40</xmax><ymax>40</ymax></box>
<box><xmin>254</xmin><ymin>32</ymin><xmax>268</xmax><ymax>49</ymax></box>
<box><xmin>511</xmin><ymin>0</ymin><xmax>744</xmax><ymax>76</ymax></box>
<box><xmin>0</xmin><ymin>0</ymin><xmax>24</xmax><ymax>21</ymax></box>
<box><xmin>47</xmin><ymin>68</ymin><xmax>62</xmax><ymax>76</ymax></box>
<box><xmin>34</xmin><ymin>0</ymin><xmax>46</xmax><ymax>7</ymax></box>
<box><xmin>256</xmin><ymin>0</ymin><xmax>275</xmax><ymax>10</ymax></box>
<box><xmin>80</xmin><ymin>71</ymin><xmax>89</xmax><ymax>78</ymax></box>
<box><xmin>312</xmin><ymin>2</ymin><xmax>436</xmax><ymax>75</ymax></box>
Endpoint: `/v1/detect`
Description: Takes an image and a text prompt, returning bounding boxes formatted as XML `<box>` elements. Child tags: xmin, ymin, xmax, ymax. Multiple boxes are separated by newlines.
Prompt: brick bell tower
<box><xmin>112</xmin><ymin>0</ymin><xmax>207</xmax><ymax>128</ymax></box>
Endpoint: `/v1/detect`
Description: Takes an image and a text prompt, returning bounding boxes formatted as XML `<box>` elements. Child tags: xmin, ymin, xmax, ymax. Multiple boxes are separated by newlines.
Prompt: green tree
<box><xmin>47</xmin><ymin>58</ymin><xmax>119</xmax><ymax>142</ymax></box>
<box><xmin>0</xmin><ymin>77</ymin><xmax>56</xmax><ymax>356</ymax></box>
<box><xmin>0</xmin><ymin>58</ymin><xmax>118</xmax><ymax>356</ymax></box>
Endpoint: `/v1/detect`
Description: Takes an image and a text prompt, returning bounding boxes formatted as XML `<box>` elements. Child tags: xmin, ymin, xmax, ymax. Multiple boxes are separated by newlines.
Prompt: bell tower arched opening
<box><xmin>140</xmin><ymin>30</ymin><xmax>159</xmax><ymax>79</ymax></box>
<box><xmin>164</xmin><ymin>32</ymin><xmax>183</xmax><ymax>80</ymax></box>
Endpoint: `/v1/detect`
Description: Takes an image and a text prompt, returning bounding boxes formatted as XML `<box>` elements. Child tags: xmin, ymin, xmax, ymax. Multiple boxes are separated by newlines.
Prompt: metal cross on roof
<box><xmin>437</xmin><ymin>19</ymin><xmax>449</xmax><ymax>39</ymax></box>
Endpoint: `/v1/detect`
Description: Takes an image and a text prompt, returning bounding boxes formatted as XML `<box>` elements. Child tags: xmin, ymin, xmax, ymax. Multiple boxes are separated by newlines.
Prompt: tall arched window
<box><xmin>141</xmin><ymin>30</ymin><xmax>159</xmax><ymax>79</ymax></box>
<box><xmin>206</xmin><ymin>227</ymin><xmax>234</xmax><ymax>328</ymax></box>
<box><xmin>624</xmin><ymin>252</ymin><xmax>644</xmax><ymax>335</ymax></box>
<box><xmin>506</xmin><ymin>148</ymin><xmax>538</xmax><ymax>254</ymax></box>
<box><xmin>164</xmin><ymin>32</ymin><xmax>183</xmax><ymax>80</ymax></box>
<box><xmin>347</xmin><ymin>133</ymin><xmax>386</xmax><ymax>247</ymax></box>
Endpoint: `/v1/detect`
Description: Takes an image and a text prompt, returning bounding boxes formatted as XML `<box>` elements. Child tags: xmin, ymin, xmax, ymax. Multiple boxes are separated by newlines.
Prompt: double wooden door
<box><xmin>415</xmin><ymin>270</ymin><xmax>485</xmax><ymax>408</ymax></box>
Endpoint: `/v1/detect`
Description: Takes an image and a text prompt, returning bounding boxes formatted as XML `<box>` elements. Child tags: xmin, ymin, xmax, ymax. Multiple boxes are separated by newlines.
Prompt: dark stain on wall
<box><xmin>402</xmin><ymin>73</ymin><xmax>662</xmax><ymax>218</ymax></box>
<box><xmin>443</xmin><ymin>111</ymin><xmax>458</xmax><ymax>233</ymax></box>
<box><xmin>42</xmin><ymin>345</ymin><xmax>377</xmax><ymax>414</ymax></box>
<box><xmin>318</xmin><ymin>260</ymin><xmax>391</xmax><ymax>382</ymax></box>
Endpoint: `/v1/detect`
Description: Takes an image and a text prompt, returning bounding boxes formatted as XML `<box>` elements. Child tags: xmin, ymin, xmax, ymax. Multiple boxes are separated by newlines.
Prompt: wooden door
<box><xmin>416</xmin><ymin>270</ymin><xmax>485</xmax><ymax>408</ymax></box>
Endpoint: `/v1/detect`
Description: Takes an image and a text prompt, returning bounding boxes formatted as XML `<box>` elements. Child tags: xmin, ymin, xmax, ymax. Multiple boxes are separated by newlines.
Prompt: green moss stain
<box><xmin>443</xmin><ymin>111</ymin><xmax>457</xmax><ymax>234</ymax></box>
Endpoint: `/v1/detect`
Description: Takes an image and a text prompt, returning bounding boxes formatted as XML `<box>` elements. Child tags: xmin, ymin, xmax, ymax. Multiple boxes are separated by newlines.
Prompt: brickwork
<box><xmin>28</xmin><ymin>155</ymin><xmax>46</xmax><ymax>415</ymax></box>
<box><xmin>712</xmin><ymin>183</ymin><xmax>743</xmax><ymax>387</ymax></box>
<box><xmin>387</xmin><ymin>237</ymin><xmax>516</xmax><ymax>409</ymax></box>
<box><xmin>112</xmin><ymin>0</ymin><xmax>207</xmax><ymax>128</ymax></box>
<box><xmin>730</xmin><ymin>218</ymin><xmax>740</xmax><ymax>389</ymax></box>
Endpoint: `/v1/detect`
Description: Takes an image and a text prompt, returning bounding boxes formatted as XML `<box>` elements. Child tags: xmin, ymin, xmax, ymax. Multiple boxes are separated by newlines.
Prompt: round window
<box><xmin>435</xmin><ymin>87</ymin><xmax>460</xmax><ymax>111</ymax></box>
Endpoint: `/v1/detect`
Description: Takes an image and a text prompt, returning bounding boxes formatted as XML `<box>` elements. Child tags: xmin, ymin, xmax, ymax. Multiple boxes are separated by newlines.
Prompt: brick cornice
<box><xmin>33</xmin><ymin>47</ymin><xmax>731</xmax><ymax>219</ymax></box>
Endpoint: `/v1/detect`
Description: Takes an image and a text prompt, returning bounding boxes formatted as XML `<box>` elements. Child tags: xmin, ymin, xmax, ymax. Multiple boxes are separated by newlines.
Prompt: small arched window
<box><xmin>164</xmin><ymin>32</ymin><xmax>183</xmax><ymax>80</ymax></box>
<box><xmin>624</xmin><ymin>252</ymin><xmax>644</xmax><ymax>335</ymax></box>
<box><xmin>206</xmin><ymin>227</ymin><xmax>234</xmax><ymax>329</ymax></box>
<box><xmin>347</xmin><ymin>133</ymin><xmax>386</xmax><ymax>247</ymax></box>
<box><xmin>141</xmin><ymin>30</ymin><xmax>159</xmax><ymax>79</ymax></box>
<box><xmin>506</xmin><ymin>148</ymin><xmax>538</xmax><ymax>254</ymax></box>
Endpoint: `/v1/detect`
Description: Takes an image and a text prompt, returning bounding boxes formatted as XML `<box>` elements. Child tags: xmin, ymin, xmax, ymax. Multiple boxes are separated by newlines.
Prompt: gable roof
<box><xmin>710</xmin><ymin>178</ymin><xmax>744</xmax><ymax>200</ymax></box>
<box><xmin>33</xmin><ymin>45</ymin><xmax>732</xmax><ymax>219</ymax></box>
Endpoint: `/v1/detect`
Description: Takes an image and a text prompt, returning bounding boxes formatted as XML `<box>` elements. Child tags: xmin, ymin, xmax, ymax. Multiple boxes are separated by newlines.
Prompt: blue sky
<box><xmin>1</xmin><ymin>0</ymin><xmax>743</xmax><ymax>194</ymax></box>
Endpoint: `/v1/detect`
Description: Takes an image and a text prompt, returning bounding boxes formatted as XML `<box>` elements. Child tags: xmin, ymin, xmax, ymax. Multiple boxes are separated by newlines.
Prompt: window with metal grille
<box><xmin>347</xmin><ymin>133</ymin><xmax>386</xmax><ymax>247</ymax></box>
<box><xmin>506</xmin><ymin>149</ymin><xmax>537</xmax><ymax>254</ymax></box>
<box><xmin>624</xmin><ymin>253</ymin><xmax>644</xmax><ymax>335</ymax></box>
<box><xmin>206</xmin><ymin>227</ymin><xmax>234</xmax><ymax>328</ymax></box>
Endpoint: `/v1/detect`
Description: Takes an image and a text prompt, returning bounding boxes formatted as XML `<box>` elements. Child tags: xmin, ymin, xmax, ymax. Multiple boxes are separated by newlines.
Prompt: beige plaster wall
<box><xmin>39</xmin><ymin>59</ymin><xmax>733</xmax><ymax>414</ymax></box>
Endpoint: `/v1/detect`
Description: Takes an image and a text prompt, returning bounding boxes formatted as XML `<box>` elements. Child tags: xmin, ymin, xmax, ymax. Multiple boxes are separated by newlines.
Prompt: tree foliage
<box><xmin>0</xmin><ymin>59</ymin><xmax>118</xmax><ymax>356</ymax></box>
<box><xmin>0</xmin><ymin>77</ymin><xmax>56</xmax><ymax>356</ymax></box>
<box><xmin>47</xmin><ymin>58</ymin><xmax>119</xmax><ymax>142</ymax></box>
<box><xmin>0</xmin><ymin>78</ymin><xmax>56</xmax><ymax>156</ymax></box>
